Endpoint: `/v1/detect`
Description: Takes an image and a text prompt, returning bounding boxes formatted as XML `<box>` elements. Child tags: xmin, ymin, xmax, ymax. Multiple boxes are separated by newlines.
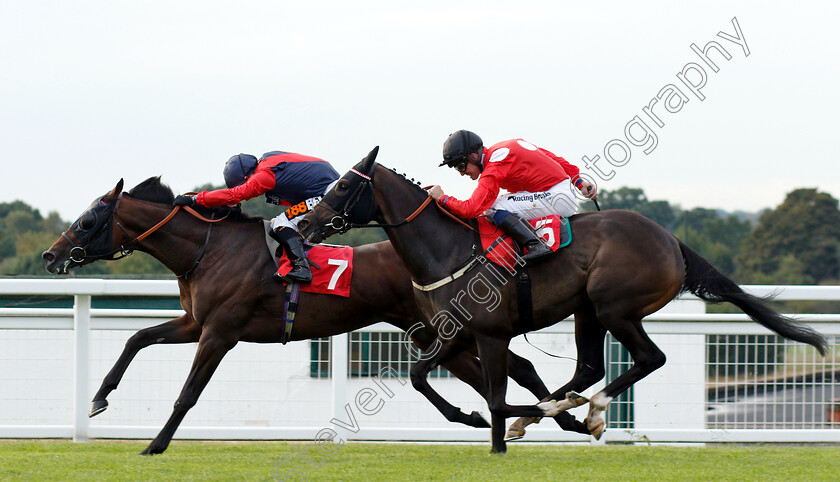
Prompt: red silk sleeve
<box><xmin>538</xmin><ymin>148</ymin><xmax>580</xmax><ymax>185</ymax></box>
<box><xmin>196</xmin><ymin>168</ymin><xmax>276</xmax><ymax>207</ymax></box>
<box><xmin>441</xmin><ymin>175</ymin><xmax>500</xmax><ymax>219</ymax></box>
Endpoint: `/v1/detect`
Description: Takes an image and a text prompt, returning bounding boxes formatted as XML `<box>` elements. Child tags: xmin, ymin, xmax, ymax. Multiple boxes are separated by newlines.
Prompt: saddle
<box><xmin>262</xmin><ymin>221</ymin><xmax>354</xmax><ymax>343</ymax></box>
<box><xmin>475</xmin><ymin>215</ymin><xmax>573</xmax><ymax>331</ymax></box>
<box><xmin>477</xmin><ymin>215</ymin><xmax>572</xmax><ymax>269</ymax></box>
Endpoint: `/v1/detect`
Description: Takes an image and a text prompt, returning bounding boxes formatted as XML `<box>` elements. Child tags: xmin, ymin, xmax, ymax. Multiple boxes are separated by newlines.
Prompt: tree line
<box><xmin>2</xmin><ymin>185</ymin><xmax>838</xmax><ymax>288</ymax></box>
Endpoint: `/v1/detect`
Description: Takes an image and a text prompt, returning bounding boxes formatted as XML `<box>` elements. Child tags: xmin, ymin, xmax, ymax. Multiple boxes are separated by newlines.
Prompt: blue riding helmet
<box><xmin>223</xmin><ymin>154</ymin><xmax>259</xmax><ymax>188</ymax></box>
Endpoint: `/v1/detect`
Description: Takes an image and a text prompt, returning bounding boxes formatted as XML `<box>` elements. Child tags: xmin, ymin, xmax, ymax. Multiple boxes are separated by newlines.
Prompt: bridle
<box><xmin>308</xmin><ymin>166</ymin><xmax>479</xmax><ymax>242</ymax></box>
<box><xmin>306</xmin><ymin>162</ymin><xmax>488</xmax><ymax>292</ymax></box>
<box><xmin>309</xmin><ymin>168</ymin><xmax>433</xmax><ymax>236</ymax></box>
<box><xmin>61</xmin><ymin>192</ymin><xmax>229</xmax><ymax>277</ymax></box>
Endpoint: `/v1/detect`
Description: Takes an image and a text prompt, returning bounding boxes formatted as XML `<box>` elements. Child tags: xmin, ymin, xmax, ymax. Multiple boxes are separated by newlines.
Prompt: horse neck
<box><xmin>373</xmin><ymin>166</ymin><xmax>476</xmax><ymax>284</ymax></box>
<box><xmin>114</xmin><ymin>197</ymin><xmax>209</xmax><ymax>276</ymax></box>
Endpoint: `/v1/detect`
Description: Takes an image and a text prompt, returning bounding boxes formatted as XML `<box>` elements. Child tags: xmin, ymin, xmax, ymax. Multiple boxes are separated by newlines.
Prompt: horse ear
<box><xmin>112</xmin><ymin>178</ymin><xmax>124</xmax><ymax>196</ymax></box>
<box><xmin>360</xmin><ymin>146</ymin><xmax>379</xmax><ymax>175</ymax></box>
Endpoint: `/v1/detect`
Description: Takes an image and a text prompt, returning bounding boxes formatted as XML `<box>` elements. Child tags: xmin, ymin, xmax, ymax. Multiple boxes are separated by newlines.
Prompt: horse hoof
<box><xmin>469</xmin><ymin>411</ymin><xmax>491</xmax><ymax>428</ymax></box>
<box><xmin>585</xmin><ymin>417</ymin><xmax>606</xmax><ymax>440</ymax></box>
<box><xmin>566</xmin><ymin>391</ymin><xmax>589</xmax><ymax>407</ymax></box>
<box><xmin>140</xmin><ymin>445</ymin><xmax>164</xmax><ymax>456</ymax></box>
<box><xmin>89</xmin><ymin>400</ymin><xmax>108</xmax><ymax>418</ymax></box>
<box><xmin>505</xmin><ymin>416</ymin><xmax>541</xmax><ymax>441</ymax></box>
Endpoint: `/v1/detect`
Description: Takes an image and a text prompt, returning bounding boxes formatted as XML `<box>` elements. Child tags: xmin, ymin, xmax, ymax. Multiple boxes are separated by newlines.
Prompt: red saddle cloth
<box><xmin>478</xmin><ymin>216</ymin><xmax>565</xmax><ymax>268</ymax></box>
<box><xmin>276</xmin><ymin>245</ymin><xmax>354</xmax><ymax>297</ymax></box>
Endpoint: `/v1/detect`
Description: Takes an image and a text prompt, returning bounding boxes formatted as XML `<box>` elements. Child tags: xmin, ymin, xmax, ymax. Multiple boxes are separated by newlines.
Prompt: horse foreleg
<box><xmin>475</xmin><ymin>335</ymin><xmax>563</xmax><ymax>454</ymax></box>
<box><xmin>506</xmin><ymin>351</ymin><xmax>590</xmax><ymax>438</ymax></box>
<box><xmin>140</xmin><ymin>330</ymin><xmax>236</xmax><ymax>455</ymax></box>
<box><xmin>507</xmin><ymin>308</ymin><xmax>608</xmax><ymax>440</ymax></box>
<box><xmin>409</xmin><ymin>338</ymin><xmax>490</xmax><ymax>428</ymax></box>
<box><xmin>91</xmin><ymin>314</ymin><xmax>200</xmax><ymax>417</ymax></box>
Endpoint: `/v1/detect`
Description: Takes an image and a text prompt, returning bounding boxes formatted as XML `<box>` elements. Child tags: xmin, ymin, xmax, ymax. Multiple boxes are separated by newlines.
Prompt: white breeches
<box><xmin>270</xmin><ymin>181</ymin><xmax>338</xmax><ymax>231</ymax></box>
<box><xmin>486</xmin><ymin>179</ymin><xmax>579</xmax><ymax>220</ymax></box>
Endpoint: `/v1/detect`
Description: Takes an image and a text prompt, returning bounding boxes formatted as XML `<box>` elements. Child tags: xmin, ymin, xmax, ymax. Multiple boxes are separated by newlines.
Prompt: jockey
<box><xmin>173</xmin><ymin>151</ymin><xmax>339</xmax><ymax>283</ymax></box>
<box><xmin>429</xmin><ymin>130</ymin><xmax>598</xmax><ymax>261</ymax></box>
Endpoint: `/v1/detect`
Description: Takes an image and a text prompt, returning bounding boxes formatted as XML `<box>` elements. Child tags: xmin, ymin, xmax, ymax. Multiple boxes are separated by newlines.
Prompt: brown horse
<box><xmin>41</xmin><ymin>176</ymin><xmax>588</xmax><ymax>455</ymax></box>
<box><xmin>297</xmin><ymin>146</ymin><xmax>829</xmax><ymax>453</ymax></box>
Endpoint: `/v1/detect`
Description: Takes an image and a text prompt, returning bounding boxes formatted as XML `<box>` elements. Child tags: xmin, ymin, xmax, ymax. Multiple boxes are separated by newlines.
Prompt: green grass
<box><xmin>1</xmin><ymin>440</ymin><xmax>839</xmax><ymax>481</ymax></box>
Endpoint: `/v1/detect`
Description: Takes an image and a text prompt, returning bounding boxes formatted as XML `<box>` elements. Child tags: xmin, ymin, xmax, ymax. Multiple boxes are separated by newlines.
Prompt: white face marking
<box><xmin>517</xmin><ymin>140</ymin><xmax>538</xmax><ymax>151</ymax></box>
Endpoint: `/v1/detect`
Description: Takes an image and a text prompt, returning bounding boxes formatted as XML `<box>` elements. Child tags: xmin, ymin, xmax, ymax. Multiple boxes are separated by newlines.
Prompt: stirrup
<box><xmin>276</xmin><ymin>265</ymin><xmax>312</xmax><ymax>284</ymax></box>
<box><xmin>522</xmin><ymin>242</ymin><xmax>552</xmax><ymax>261</ymax></box>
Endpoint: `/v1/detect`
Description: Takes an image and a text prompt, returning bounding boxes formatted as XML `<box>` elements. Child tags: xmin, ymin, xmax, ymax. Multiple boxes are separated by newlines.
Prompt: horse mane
<box><xmin>126</xmin><ymin>176</ymin><xmax>264</xmax><ymax>224</ymax></box>
<box><xmin>383</xmin><ymin>166</ymin><xmax>429</xmax><ymax>197</ymax></box>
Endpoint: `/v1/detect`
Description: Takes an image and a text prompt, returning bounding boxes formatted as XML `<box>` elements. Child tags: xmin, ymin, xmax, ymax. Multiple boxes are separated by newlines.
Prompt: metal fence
<box><xmin>1</xmin><ymin>279</ymin><xmax>839</xmax><ymax>444</ymax></box>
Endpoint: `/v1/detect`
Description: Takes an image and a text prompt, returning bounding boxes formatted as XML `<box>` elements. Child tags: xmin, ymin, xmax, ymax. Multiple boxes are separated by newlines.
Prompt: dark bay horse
<box><xmin>41</xmin><ymin>177</ymin><xmax>587</xmax><ymax>455</ymax></box>
<box><xmin>297</xmin><ymin>147</ymin><xmax>829</xmax><ymax>453</ymax></box>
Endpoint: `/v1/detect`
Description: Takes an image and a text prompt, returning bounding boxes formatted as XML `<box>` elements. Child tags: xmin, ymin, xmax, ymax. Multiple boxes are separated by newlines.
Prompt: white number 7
<box><xmin>327</xmin><ymin>259</ymin><xmax>349</xmax><ymax>290</ymax></box>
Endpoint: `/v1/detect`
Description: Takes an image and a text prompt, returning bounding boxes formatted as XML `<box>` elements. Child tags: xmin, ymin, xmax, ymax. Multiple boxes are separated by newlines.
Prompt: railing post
<box><xmin>331</xmin><ymin>333</ymin><xmax>349</xmax><ymax>440</ymax></box>
<box><xmin>73</xmin><ymin>294</ymin><xmax>90</xmax><ymax>442</ymax></box>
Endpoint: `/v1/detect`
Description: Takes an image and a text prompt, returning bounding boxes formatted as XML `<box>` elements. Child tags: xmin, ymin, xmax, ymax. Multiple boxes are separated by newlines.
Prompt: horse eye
<box><xmin>335</xmin><ymin>180</ymin><xmax>351</xmax><ymax>195</ymax></box>
<box><xmin>79</xmin><ymin>211</ymin><xmax>96</xmax><ymax>230</ymax></box>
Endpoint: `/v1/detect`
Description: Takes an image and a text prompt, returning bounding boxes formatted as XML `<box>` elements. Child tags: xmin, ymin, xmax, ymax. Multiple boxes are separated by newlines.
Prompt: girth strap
<box><xmin>516</xmin><ymin>266</ymin><xmax>533</xmax><ymax>328</ymax></box>
<box><xmin>280</xmin><ymin>282</ymin><xmax>300</xmax><ymax>344</ymax></box>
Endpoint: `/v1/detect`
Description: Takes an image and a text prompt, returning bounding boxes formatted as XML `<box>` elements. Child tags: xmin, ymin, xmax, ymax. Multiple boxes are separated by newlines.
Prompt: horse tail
<box><xmin>677</xmin><ymin>239</ymin><xmax>828</xmax><ymax>356</ymax></box>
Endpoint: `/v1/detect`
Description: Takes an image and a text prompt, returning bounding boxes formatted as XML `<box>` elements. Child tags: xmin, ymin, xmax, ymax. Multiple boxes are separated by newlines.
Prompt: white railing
<box><xmin>0</xmin><ymin>279</ymin><xmax>839</xmax><ymax>444</ymax></box>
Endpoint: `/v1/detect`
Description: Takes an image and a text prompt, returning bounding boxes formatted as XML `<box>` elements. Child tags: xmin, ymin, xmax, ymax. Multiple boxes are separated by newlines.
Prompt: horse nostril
<box><xmin>42</xmin><ymin>251</ymin><xmax>55</xmax><ymax>263</ymax></box>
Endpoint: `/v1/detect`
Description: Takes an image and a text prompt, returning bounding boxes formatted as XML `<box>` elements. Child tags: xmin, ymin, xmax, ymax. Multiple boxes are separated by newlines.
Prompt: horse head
<box><xmin>42</xmin><ymin>179</ymin><xmax>126</xmax><ymax>274</ymax></box>
<box><xmin>298</xmin><ymin>146</ymin><xmax>379</xmax><ymax>243</ymax></box>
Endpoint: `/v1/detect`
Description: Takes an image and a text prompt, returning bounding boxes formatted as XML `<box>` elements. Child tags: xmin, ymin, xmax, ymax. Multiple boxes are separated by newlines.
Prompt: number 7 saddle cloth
<box><xmin>263</xmin><ymin>221</ymin><xmax>354</xmax><ymax>297</ymax></box>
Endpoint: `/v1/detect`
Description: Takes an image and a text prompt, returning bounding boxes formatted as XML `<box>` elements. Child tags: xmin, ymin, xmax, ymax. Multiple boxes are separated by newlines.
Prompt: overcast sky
<box><xmin>2</xmin><ymin>1</ymin><xmax>838</xmax><ymax>221</ymax></box>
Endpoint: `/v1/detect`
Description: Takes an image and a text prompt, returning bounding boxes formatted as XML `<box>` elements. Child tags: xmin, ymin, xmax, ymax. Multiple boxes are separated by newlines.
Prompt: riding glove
<box><xmin>173</xmin><ymin>195</ymin><xmax>196</xmax><ymax>206</ymax></box>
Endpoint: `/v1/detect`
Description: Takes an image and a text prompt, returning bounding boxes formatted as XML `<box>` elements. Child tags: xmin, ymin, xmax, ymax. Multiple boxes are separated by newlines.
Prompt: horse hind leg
<box><xmin>585</xmin><ymin>318</ymin><xmax>666</xmax><ymax>439</ymax></box>
<box><xmin>140</xmin><ymin>329</ymin><xmax>236</xmax><ymax>455</ymax></box>
<box><xmin>474</xmin><ymin>334</ymin><xmax>565</xmax><ymax>454</ymax></box>
<box><xmin>410</xmin><ymin>337</ymin><xmax>490</xmax><ymax>428</ymax></box>
<box><xmin>91</xmin><ymin>315</ymin><xmax>200</xmax><ymax>417</ymax></box>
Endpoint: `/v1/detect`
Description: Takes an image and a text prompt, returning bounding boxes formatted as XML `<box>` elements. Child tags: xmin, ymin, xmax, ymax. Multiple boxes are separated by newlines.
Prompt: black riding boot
<box><xmin>497</xmin><ymin>212</ymin><xmax>552</xmax><ymax>262</ymax></box>
<box><xmin>272</xmin><ymin>228</ymin><xmax>313</xmax><ymax>283</ymax></box>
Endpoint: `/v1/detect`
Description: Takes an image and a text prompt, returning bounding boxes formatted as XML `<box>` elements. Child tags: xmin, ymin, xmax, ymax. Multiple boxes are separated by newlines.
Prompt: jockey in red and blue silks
<box><xmin>173</xmin><ymin>151</ymin><xmax>339</xmax><ymax>283</ymax></box>
<box><xmin>429</xmin><ymin>130</ymin><xmax>598</xmax><ymax>262</ymax></box>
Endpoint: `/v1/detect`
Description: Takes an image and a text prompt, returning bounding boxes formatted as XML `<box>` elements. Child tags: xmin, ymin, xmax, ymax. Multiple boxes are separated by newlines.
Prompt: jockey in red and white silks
<box><xmin>437</xmin><ymin>139</ymin><xmax>589</xmax><ymax>220</ymax></box>
<box><xmin>430</xmin><ymin>131</ymin><xmax>597</xmax><ymax>262</ymax></box>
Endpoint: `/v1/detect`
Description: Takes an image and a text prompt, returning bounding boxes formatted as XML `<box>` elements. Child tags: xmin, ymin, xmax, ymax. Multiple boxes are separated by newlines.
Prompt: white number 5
<box><xmin>533</xmin><ymin>219</ymin><xmax>555</xmax><ymax>248</ymax></box>
<box><xmin>327</xmin><ymin>258</ymin><xmax>349</xmax><ymax>290</ymax></box>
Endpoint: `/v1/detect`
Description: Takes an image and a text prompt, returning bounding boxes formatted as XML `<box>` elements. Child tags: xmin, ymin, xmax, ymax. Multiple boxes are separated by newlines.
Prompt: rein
<box><xmin>347</xmin><ymin>195</ymin><xmax>434</xmax><ymax>230</ymax></box>
<box><xmin>64</xmin><ymin>193</ymin><xmax>230</xmax><ymax>266</ymax></box>
<box><xmin>132</xmin><ymin>204</ymin><xmax>224</xmax><ymax>244</ymax></box>
<box><xmin>317</xmin><ymin>172</ymin><xmax>436</xmax><ymax>233</ymax></box>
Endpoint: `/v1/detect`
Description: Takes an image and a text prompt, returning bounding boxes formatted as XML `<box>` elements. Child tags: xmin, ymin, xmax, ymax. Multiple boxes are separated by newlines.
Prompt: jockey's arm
<box><xmin>196</xmin><ymin>169</ymin><xmax>276</xmax><ymax>207</ymax></box>
<box><xmin>537</xmin><ymin>147</ymin><xmax>597</xmax><ymax>198</ymax></box>
<box><xmin>537</xmin><ymin>147</ymin><xmax>581</xmax><ymax>184</ymax></box>
<box><xmin>439</xmin><ymin>175</ymin><xmax>500</xmax><ymax>219</ymax></box>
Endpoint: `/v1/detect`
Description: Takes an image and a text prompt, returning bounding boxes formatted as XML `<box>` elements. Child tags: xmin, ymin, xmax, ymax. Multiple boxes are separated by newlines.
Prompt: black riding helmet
<box><xmin>440</xmin><ymin>130</ymin><xmax>483</xmax><ymax>171</ymax></box>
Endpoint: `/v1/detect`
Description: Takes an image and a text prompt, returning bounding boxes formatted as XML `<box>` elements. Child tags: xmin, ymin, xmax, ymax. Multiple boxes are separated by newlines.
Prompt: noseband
<box><xmin>61</xmin><ymin>193</ymin><xmax>229</xmax><ymax>266</ymax></box>
<box><xmin>309</xmin><ymin>168</ymin><xmax>434</xmax><ymax>238</ymax></box>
